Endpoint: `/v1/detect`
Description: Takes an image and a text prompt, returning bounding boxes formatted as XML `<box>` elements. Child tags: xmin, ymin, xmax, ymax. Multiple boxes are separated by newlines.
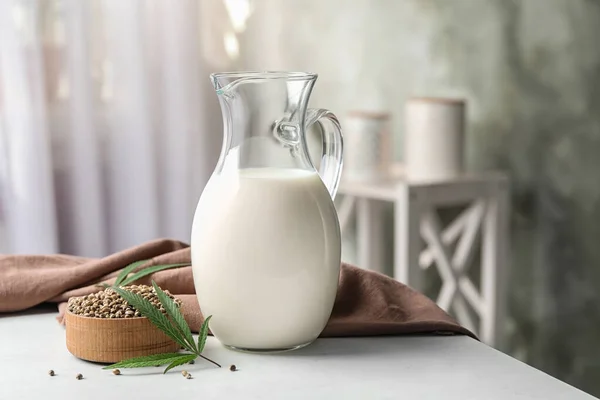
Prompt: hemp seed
<box><xmin>67</xmin><ymin>285</ymin><xmax>181</xmax><ymax>319</ymax></box>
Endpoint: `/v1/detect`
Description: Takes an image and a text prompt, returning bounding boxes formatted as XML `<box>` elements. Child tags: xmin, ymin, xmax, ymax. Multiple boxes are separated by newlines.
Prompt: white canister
<box><xmin>404</xmin><ymin>98</ymin><xmax>465</xmax><ymax>182</ymax></box>
<box><xmin>342</xmin><ymin>110</ymin><xmax>391</xmax><ymax>182</ymax></box>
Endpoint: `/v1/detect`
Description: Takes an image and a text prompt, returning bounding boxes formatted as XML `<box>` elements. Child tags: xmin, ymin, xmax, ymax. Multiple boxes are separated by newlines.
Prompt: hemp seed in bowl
<box><xmin>67</xmin><ymin>285</ymin><xmax>181</xmax><ymax>319</ymax></box>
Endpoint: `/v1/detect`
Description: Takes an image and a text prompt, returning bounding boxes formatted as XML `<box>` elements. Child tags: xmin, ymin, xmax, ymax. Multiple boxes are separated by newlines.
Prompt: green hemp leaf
<box><xmin>114</xmin><ymin>259</ymin><xmax>189</xmax><ymax>287</ymax></box>
<box><xmin>102</xmin><ymin>282</ymin><xmax>220</xmax><ymax>374</ymax></box>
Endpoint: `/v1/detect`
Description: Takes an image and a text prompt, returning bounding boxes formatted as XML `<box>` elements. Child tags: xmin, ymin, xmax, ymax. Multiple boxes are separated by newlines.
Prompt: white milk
<box><xmin>191</xmin><ymin>168</ymin><xmax>341</xmax><ymax>350</ymax></box>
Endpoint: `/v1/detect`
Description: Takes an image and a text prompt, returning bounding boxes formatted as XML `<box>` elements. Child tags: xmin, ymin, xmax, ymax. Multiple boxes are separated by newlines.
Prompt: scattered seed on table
<box><xmin>48</xmin><ymin>370</ymin><xmax>55</xmax><ymax>376</ymax></box>
<box><xmin>186</xmin><ymin>374</ymin><xmax>193</xmax><ymax>379</ymax></box>
<box><xmin>181</xmin><ymin>370</ymin><xmax>189</xmax><ymax>377</ymax></box>
<box><xmin>188</xmin><ymin>359</ymin><xmax>195</xmax><ymax>364</ymax></box>
<box><xmin>229</xmin><ymin>365</ymin><xmax>237</xmax><ymax>372</ymax></box>
<box><xmin>112</xmin><ymin>369</ymin><xmax>121</xmax><ymax>375</ymax></box>
<box><xmin>75</xmin><ymin>373</ymin><xmax>83</xmax><ymax>380</ymax></box>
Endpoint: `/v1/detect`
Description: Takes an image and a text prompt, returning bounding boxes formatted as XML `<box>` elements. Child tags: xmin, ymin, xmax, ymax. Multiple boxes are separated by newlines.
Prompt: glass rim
<box><xmin>211</xmin><ymin>71</ymin><xmax>318</xmax><ymax>81</ymax></box>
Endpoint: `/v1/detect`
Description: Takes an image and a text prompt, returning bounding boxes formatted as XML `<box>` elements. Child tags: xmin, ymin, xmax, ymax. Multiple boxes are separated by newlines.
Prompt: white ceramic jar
<box><xmin>404</xmin><ymin>98</ymin><xmax>465</xmax><ymax>182</ymax></box>
<box><xmin>342</xmin><ymin>110</ymin><xmax>391</xmax><ymax>182</ymax></box>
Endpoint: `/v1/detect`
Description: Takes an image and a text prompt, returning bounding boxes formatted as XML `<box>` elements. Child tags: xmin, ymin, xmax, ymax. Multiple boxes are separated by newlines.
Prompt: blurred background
<box><xmin>1</xmin><ymin>0</ymin><xmax>600</xmax><ymax>395</ymax></box>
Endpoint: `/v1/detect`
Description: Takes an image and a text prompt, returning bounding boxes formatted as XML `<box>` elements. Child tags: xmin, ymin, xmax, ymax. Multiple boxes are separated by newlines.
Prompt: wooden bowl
<box><xmin>65</xmin><ymin>311</ymin><xmax>181</xmax><ymax>363</ymax></box>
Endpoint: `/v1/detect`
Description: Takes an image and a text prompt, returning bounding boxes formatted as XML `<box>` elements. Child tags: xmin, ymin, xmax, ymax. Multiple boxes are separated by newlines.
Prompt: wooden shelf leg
<box><xmin>481</xmin><ymin>181</ymin><xmax>509</xmax><ymax>349</ymax></box>
<box><xmin>356</xmin><ymin>198</ymin><xmax>385</xmax><ymax>274</ymax></box>
<box><xmin>394</xmin><ymin>185</ymin><xmax>423</xmax><ymax>291</ymax></box>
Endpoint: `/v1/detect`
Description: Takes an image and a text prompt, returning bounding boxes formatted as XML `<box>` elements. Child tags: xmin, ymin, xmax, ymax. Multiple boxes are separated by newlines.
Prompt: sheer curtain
<box><xmin>0</xmin><ymin>0</ymin><xmax>237</xmax><ymax>256</ymax></box>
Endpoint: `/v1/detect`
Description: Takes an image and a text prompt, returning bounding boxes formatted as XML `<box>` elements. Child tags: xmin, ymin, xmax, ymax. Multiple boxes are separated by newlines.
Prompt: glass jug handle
<box><xmin>305</xmin><ymin>109</ymin><xmax>344</xmax><ymax>199</ymax></box>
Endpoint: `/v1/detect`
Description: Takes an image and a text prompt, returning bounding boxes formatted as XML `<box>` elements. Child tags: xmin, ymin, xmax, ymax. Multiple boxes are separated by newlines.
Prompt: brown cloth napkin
<box><xmin>0</xmin><ymin>238</ymin><xmax>474</xmax><ymax>338</ymax></box>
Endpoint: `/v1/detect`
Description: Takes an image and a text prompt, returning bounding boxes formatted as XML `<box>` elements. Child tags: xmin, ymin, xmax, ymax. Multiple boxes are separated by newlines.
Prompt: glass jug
<box><xmin>191</xmin><ymin>72</ymin><xmax>343</xmax><ymax>352</ymax></box>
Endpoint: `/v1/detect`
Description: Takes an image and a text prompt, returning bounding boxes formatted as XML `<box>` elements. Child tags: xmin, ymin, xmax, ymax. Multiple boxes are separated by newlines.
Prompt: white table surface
<box><xmin>1</xmin><ymin>307</ymin><xmax>596</xmax><ymax>400</ymax></box>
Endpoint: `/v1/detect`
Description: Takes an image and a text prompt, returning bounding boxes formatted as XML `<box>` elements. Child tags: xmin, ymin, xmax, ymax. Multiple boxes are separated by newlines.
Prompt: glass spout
<box><xmin>211</xmin><ymin>71</ymin><xmax>317</xmax><ymax>95</ymax></box>
<box><xmin>211</xmin><ymin>71</ymin><xmax>318</xmax><ymax>175</ymax></box>
<box><xmin>209</xmin><ymin>71</ymin><xmax>343</xmax><ymax>198</ymax></box>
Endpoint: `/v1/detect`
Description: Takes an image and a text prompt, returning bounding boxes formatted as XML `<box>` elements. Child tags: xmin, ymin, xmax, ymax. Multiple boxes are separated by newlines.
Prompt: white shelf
<box><xmin>337</xmin><ymin>170</ymin><xmax>510</xmax><ymax>349</ymax></box>
<box><xmin>339</xmin><ymin>171</ymin><xmax>508</xmax><ymax>202</ymax></box>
